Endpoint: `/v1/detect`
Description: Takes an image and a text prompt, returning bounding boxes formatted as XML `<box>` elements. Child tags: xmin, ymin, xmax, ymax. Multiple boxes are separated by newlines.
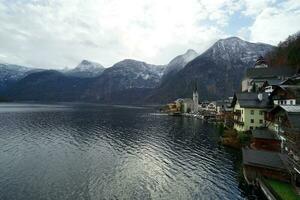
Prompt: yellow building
<box><xmin>232</xmin><ymin>93</ymin><xmax>272</xmax><ymax>132</ymax></box>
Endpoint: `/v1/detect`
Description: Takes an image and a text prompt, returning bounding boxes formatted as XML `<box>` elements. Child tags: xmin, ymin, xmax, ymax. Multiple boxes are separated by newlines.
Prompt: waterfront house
<box><xmin>232</xmin><ymin>92</ymin><xmax>272</xmax><ymax>132</ymax></box>
<box><xmin>266</xmin><ymin>105</ymin><xmax>300</xmax><ymax>187</ymax></box>
<box><xmin>251</xmin><ymin>128</ymin><xmax>281</xmax><ymax>152</ymax></box>
<box><xmin>176</xmin><ymin>98</ymin><xmax>194</xmax><ymax>113</ymax></box>
<box><xmin>242</xmin><ymin>148</ymin><xmax>290</xmax><ymax>184</ymax></box>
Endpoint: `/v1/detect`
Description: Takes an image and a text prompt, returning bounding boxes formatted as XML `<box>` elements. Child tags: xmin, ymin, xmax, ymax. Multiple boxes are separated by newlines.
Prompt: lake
<box><xmin>0</xmin><ymin>103</ymin><xmax>254</xmax><ymax>200</ymax></box>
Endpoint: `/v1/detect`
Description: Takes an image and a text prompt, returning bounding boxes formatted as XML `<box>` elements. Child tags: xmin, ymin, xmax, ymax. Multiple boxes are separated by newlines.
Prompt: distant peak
<box><xmin>79</xmin><ymin>60</ymin><xmax>93</xmax><ymax>65</ymax></box>
<box><xmin>185</xmin><ymin>49</ymin><xmax>197</xmax><ymax>54</ymax></box>
<box><xmin>76</xmin><ymin>60</ymin><xmax>104</xmax><ymax>69</ymax></box>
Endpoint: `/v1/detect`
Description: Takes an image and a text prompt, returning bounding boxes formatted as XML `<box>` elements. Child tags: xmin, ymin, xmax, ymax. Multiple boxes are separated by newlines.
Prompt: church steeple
<box><xmin>193</xmin><ymin>80</ymin><xmax>197</xmax><ymax>93</ymax></box>
<box><xmin>192</xmin><ymin>80</ymin><xmax>199</xmax><ymax>113</ymax></box>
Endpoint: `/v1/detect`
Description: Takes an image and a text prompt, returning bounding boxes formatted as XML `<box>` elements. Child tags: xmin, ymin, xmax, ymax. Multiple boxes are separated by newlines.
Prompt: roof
<box><xmin>281</xmin><ymin>74</ymin><xmax>300</xmax><ymax>85</ymax></box>
<box><xmin>287</xmin><ymin>113</ymin><xmax>300</xmax><ymax>130</ymax></box>
<box><xmin>232</xmin><ymin>92</ymin><xmax>272</xmax><ymax>108</ymax></box>
<box><xmin>280</xmin><ymin>105</ymin><xmax>300</xmax><ymax>113</ymax></box>
<box><xmin>252</xmin><ymin>129</ymin><xmax>280</xmax><ymax>140</ymax></box>
<box><xmin>242</xmin><ymin>148</ymin><xmax>287</xmax><ymax>171</ymax></box>
<box><xmin>246</xmin><ymin>67</ymin><xmax>296</xmax><ymax>79</ymax></box>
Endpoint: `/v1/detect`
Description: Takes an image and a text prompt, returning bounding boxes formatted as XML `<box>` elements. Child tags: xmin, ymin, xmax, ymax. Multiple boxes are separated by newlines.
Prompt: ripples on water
<box><xmin>0</xmin><ymin>103</ymin><xmax>247</xmax><ymax>200</ymax></box>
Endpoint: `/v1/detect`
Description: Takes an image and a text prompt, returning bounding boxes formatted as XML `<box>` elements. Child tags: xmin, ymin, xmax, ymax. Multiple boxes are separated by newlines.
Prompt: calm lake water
<box><xmin>0</xmin><ymin>103</ymin><xmax>252</xmax><ymax>200</ymax></box>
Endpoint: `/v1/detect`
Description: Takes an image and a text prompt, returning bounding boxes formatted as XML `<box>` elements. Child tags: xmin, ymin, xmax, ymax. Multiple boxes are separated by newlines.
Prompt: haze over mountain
<box><xmin>2</xmin><ymin>37</ymin><xmax>275</xmax><ymax>104</ymax></box>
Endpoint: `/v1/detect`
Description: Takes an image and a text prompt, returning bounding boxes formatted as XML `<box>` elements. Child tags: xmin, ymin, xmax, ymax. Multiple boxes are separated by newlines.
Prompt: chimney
<box><xmin>258</xmin><ymin>93</ymin><xmax>263</xmax><ymax>101</ymax></box>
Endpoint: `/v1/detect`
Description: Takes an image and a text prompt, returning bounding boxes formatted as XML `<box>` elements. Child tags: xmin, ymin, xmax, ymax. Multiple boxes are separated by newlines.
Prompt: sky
<box><xmin>0</xmin><ymin>0</ymin><xmax>299</xmax><ymax>69</ymax></box>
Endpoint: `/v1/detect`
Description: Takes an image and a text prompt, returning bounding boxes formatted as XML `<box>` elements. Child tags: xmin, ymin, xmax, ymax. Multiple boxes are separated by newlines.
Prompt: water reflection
<box><xmin>0</xmin><ymin>103</ymin><xmax>252</xmax><ymax>199</ymax></box>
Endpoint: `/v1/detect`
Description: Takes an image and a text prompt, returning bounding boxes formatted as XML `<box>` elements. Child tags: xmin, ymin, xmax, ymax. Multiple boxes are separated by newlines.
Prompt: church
<box><xmin>177</xmin><ymin>81</ymin><xmax>199</xmax><ymax>113</ymax></box>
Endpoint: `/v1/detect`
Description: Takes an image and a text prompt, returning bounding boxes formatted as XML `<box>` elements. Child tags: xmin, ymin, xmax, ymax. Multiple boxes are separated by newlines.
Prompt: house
<box><xmin>251</xmin><ymin>128</ymin><xmax>281</xmax><ymax>152</ymax></box>
<box><xmin>266</xmin><ymin>105</ymin><xmax>300</xmax><ymax>187</ymax></box>
<box><xmin>242</xmin><ymin>62</ymin><xmax>297</xmax><ymax>92</ymax></box>
<box><xmin>232</xmin><ymin>92</ymin><xmax>272</xmax><ymax>132</ymax></box>
<box><xmin>242</xmin><ymin>148</ymin><xmax>290</xmax><ymax>184</ymax></box>
<box><xmin>206</xmin><ymin>101</ymin><xmax>217</xmax><ymax>112</ymax></box>
<box><xmin>270</xmin><ymin>85</ymin><xmax>300</xmax><ymax>106</ymax></box>
<box><xmin>176</xmin><ymin>98</ymin><xmax>194</xmax><ymax>113</ymax></box>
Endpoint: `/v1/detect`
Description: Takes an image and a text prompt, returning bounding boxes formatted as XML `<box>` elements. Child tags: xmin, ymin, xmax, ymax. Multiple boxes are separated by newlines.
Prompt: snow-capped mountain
<box><xmin>201</xmin><ymin>37</ymin><xmax>273</xmax><ymax>68</ymax></box>
<box><xmin>102</xmin><ymin>59</ymin><xmax>165</xmax><ymax>88</ymax></box>
<box><xmin>164</xmin><ymin>49</ymin><xmax>198</xmax><ymax>76</ymax></box>
<box><xmin>83</xmin><ymin>59</ymin><xmax>165</xmax><ymax>102</ymax></box>
<box><xmin>147</xmin><ymin>37</ymin><xmax>275</xmax><ymax>103</ymax></box>
<box><xmin>0</xmin><ymin>63</ymin><xmax>42</xmax><ymax>92</ymax></box>
<box><xmin>66</xmin><ymin>60</ymin><xmax>105</xmax><ymax>78</ymax></box>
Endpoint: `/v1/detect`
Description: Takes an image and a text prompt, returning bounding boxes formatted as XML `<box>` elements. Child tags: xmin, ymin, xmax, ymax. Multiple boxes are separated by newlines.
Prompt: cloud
<box><xmin>0</xmin><ymin>0</ymin><xmax>298</xmax><ymax>68</ymax></box>
<box><xmin>248</xmin><ymin>0</ymin><xmax>300</xmax><ymax>45</ymax></box>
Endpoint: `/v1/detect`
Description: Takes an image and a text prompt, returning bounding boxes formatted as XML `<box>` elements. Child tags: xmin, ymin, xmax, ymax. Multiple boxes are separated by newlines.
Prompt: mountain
<box><xmin>2</xmin><ymin>37</ymin><xmax>275</xmax><ymax>104</ymax></box>
<box><xmin>146</xmin><ymin>37</ymin><xmax>274</xmax><ymax>103</ymax></box>
<box><xmin>83</xmin><ymin>59</ymin><xmax>165</xmax><ymax>102</ymax></box>
<box><xmin>66</xmin><ymin>60</ymin><xmax>105</xmax><ymax>78</ymax></box>
<box><xmin>6</xmin><ymin>70</ymin><xmax>93</xmax><ymax>101</ymax></box>
<box><xmin>162</xmin><ymin>49</ymin><xmax>198</xmax><ymax>82</ymax></box>
<box><xmin>0</xmin><ymin>63</ymin><xmax>43</xmax><ymax>92</ymax></box>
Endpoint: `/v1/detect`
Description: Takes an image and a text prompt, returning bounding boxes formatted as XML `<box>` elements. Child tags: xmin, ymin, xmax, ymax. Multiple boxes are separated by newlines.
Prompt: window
<box><xmin>259</xmin><ymin>111</ymin><xmax>264</xmax><ymax>115</ymax></box>
<box><xmin>250</xmin><ymin>126</ymin><xmax>253</xmax><ymax>130</ymax></box>
<box><xmin>259</xmin><ymin>119</ymin><xmax>263</xmax><ymax>124</ymax></box>
<box><xmin>251</xmin><ymin>119</ymin><xmax>254</xmax><ymax>123</ymax></box>
<box><xmin>251</xmin><ymin>110</ymin><xmax>254</xmax><ymax>115</ymax></box>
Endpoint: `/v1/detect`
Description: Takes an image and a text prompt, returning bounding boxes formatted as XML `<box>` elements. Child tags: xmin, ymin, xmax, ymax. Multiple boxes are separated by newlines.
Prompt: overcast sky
<box><xmin>0</xmin><ymin>0</ymin><xmax>299</xmax><ymax>69</ymax></box>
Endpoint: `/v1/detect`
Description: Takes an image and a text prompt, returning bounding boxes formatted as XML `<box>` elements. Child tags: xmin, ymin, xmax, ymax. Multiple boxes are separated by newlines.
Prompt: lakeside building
<box><xmin>250</xmin><ymin>128</ymin><xmax>281</xmax><ymax>152</ymax></box>
<box><xmin>231</xmin><ymin>92</ymin><xmax>272</xmax><ymax>132</ymax></box>
<box><xmin>241</xmin><ymin>57</ymin><xmax>297</xmax><ymax>93</ymax></box>
<box><xmin>266</xmin><ymin>105</ymin><xmax>300</xmax><ymax>187</ymax></box>
<box><xmin>163</xmin><ymin>82</ymin><xmax>200</xmax><ymax>114</ymax></box>
<box><xmin>243</xmin><ymin>148</ymin><xmax>290</xmax><ymax>184</ymax></box>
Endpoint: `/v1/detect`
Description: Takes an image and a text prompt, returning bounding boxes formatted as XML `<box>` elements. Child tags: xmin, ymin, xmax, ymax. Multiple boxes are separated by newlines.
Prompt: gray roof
<box><xmin>233</xmin><ymin>92</ymin><xmax>272</xmax><ymax>108</ymax></box>
<box><xmin>246</xmin><ymin>67</ymin><xmax>296</xmax><ymax>79</ymax></box>
<box><xmin>280</xmin><ymin>106</ymin><xmax>300</xmax><ymax>129</ymax></box>
<box><xmin>242</xmin><ymin>148</ymin><xmax>287</xmax><ymax>171</ymax></box>
<box><xmin>281</xmin><ymin>105</ymin><xmax>300</xmax><ymax>113</ymax></box>
<box><xmin>252</xmin><ymin>129</ymin><xmax>280</xmax><ymax>140</ymax></box>
<box><xmin>287</xmin><ymin>113</ymin><xmax>300</xmax><ymax>130</ymax></box>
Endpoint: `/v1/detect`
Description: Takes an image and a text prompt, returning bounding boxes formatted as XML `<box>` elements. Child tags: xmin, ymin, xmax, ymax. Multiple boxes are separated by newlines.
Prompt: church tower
<box><xmin>193</xmin><ymin>81</ymin><xmax>199</xmax><ymax>113</ymax></box>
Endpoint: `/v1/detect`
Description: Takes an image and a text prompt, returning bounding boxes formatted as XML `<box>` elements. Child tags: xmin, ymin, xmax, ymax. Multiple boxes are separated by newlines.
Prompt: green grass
<box><xmin>266</xmin><ymin>179</ymin><xmax>300</xmax><ymax>200</ymax></box>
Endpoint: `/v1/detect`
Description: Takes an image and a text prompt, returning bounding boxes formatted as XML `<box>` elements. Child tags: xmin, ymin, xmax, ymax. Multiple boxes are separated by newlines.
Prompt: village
<box><xmin>162</xmin><ymin>56</ymin><xmax>300</xmax><ymax>200</ymax></box>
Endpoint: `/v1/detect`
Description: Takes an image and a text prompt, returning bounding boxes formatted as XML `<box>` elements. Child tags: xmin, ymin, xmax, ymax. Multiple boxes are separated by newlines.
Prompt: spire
<box><xmin>194</xmin><ymin>80</ymin><xmax>197</xmax><ymax>93</ymax></box>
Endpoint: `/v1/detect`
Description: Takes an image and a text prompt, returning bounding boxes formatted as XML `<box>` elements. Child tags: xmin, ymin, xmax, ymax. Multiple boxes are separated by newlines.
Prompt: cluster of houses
<box><xmin>164</xmin><ymin>56</ymin><xmax>300</xmax><ymax>198</ymax></box>
<box><xmin>164</xmin><ymin>82</ymin><xmax>229</xmax><ymax>119</ymax></box>
<box><xmin>231</xmin><ymin>57</ymin><xmax>300</xmax><ymax>198</ymax></box>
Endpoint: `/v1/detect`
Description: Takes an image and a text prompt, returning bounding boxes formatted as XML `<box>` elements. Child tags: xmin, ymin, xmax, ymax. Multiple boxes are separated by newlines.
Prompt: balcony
<box><xmin>233</xmin><ymin>110</ymin><xmax>241</xmax><ymax>116</ymax></box>
<box><xmin>233</xmin><ymin>119</ymin><xmax>244</xmax><ymax>126</ymax></box>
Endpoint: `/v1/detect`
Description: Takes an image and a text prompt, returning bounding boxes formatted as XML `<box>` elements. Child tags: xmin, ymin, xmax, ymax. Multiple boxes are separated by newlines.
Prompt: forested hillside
<box><xmin>266</xmin><ymin>32</ymin><xmax>300</xmax><ymax>69</ymax></box>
